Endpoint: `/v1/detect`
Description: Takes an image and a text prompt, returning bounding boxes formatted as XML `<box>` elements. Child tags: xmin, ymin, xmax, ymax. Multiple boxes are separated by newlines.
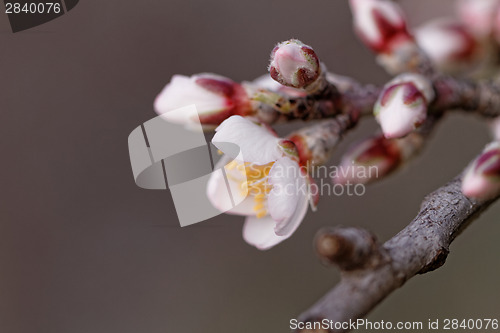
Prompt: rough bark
<box><xmin>295</xmin><ymin>174</ymin><xmax>499</xmax><ymax>333</ymax></box>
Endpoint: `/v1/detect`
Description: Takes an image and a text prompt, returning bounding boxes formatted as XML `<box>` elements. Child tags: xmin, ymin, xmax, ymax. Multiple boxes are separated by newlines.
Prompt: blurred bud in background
<box><xmin>456</xmin><ymin>0</ymin><xmax>500</xmax><ymax>39</ymax></box>
<box><xmin>415</xmin><ymin>19</ymin><xmax>479</xmax><ymax>74</ymax></box>
<box><xmin>349</xmin><ymin>0</ymin><xmax>412</xmax><ymax>54</ymax></box>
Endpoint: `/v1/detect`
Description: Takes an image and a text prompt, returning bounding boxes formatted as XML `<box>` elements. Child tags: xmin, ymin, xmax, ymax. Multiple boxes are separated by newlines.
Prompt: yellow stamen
<box><xmin>226</xmin><ymin>160</ymin><xmax>238</xmax><ymax>170</ymax></box>
<box><xmin>226</xmin><ymin>161</ymin><xmax>276</xmax><ymax>220</ymax></box>
<box><xmin>256</xmin><ymin>210</ymin><xmax>267</xmax><ymax>218</ymax></box>
<box><xmin>253</xmin><ymin>203</ymin><xmax>265</xmax><ymax>211</ymax></box>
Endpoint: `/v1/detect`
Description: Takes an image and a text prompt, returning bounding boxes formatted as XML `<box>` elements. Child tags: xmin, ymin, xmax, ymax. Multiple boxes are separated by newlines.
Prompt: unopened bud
<box><xmin>457</xmin><ymin>0</ymin><xmax>500</xmax><ymax>38</ymax></box>
<box><xmin>333</xmin><ymin>134</ymin><xmax>401</xmax><ymax>185</ymax></box>
<box><xmin>415</xmin><ymin>19</ymin><xmax>478</xmax><ymax>73</ymax></box>
<box><xmin>349</xmin><ymin>0</ymin><xmax>412</xmax><ymax>54</ymax></box>
<box><xmin>268</xmin><ymin>39</ymin><xmax>320</xmax><ymax>89</ymax></box>
<box><xmin>374</xmin><ymin>73</ymin><xmax>434</xmax><ymax>139</ymax></box>
<box><xmin>154</xmin><ymin>73</ymin><xmax>251</xmax><ymax>127</ymax></box>
<box><xmin>462</xmin><ymin>141</ymin><xmax>500</xmax><ymax>200</ymax></box>
<box><xmin>278</xmin><ymin>139</ymin><xmax>300</xmax><ymax>161</ymax></box>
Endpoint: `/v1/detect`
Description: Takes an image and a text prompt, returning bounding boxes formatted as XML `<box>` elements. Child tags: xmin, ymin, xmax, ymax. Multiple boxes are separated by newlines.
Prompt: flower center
<box><xmin>226</xmin><ymin>160</ymin><xmax>274</xmax><ymax>218</ymax></box>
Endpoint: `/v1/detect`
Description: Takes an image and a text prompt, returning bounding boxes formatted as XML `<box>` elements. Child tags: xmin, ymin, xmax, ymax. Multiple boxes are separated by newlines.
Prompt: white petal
<box><xmin>206</xmin><ymin>156</ymin><xmax>256</xmax><ymax>216</ymax></box>
<box><xmin>242</xmin><ymin>216</ymin><xmax>288</xmax><ymax>250</ymax></box>
<box><xmin>388</xmin><ymin>73</ymin><xmax>434</xmax><ymax>102</ymax></box>
<box><xmin>212</xmin><ymin>116</ymin><xmax>282</xmax><ymax>164</ymax></box>
<box><xmin>378</xmin><ymin>86</ymin><xmax>426</xmax><ymax>139</ymax></box>
<box><xmin>154</xmin><ymin>74</ymin><xmax>227</xmax><ymax>124</ymax></box>
<box><xmin>462</xmin><ymin>173</ymin><xmax>492</xmax><ymax>198</ymax></box>
<box><xmin>267</xmin><ymin>157</ymin><xmax>309</xmax><ymax>237</ymax></box>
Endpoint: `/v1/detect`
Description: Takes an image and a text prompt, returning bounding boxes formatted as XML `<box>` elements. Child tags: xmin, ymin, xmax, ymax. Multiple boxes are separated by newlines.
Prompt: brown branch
<box><xmin>433</xmin><ymin>76</ymin><xmax>500</xmax><ymax>117</ymax></box>
<box><xmin>295</xmin><ymin>171</ymin><xmax>499</xmax><ymax>333</ymax></box>
<box><xmin>249</xmin><ymin>75</ymin><xmax>381</xmax><ymax>125</ymax></box>
<box><xmin>254</xmin><ymin>73</ymin><xmax>500</xmax><ymax>127</ymax></box>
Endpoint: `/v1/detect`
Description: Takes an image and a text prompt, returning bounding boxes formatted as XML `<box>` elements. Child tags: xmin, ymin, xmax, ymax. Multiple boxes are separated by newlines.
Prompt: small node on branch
<box><xmin>287</xmin><ymin>114</ymin><xmax>355</xmax><ymax>167</ymax></box>
<box><xmin>314</xmin><ymin>227</ymin><xmax>381</xmax><ymax>270</ymax></box>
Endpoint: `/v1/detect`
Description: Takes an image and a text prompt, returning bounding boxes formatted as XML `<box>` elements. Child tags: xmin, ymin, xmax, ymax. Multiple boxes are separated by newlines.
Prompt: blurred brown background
<box><xmin>0</xmin><ymin>1</ymin><xmax>498</xmax><ymax>332</ymax></box>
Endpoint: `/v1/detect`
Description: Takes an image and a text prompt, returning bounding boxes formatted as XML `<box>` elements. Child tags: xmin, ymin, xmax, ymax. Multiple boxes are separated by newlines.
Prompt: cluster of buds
<box><xmin>374</xmin><ymin>73</ymin><xmax>434</xmax><ymax>139</ymax></box>
<box><xmin>462</xmin><ymin>141</ymin><xmax>500</xmax><ymax>200</ymax></box>
<box><xmin>349</xmin><ymin>0</ymin><xmax>412</xmax><ymax>55</ymax></box>
<box><xmin>268</xmin><ymin>39</ymin><xmax>322</xmax><ymax>91</ymax></box>
<box><xmin>333</xmin><ymin>133</ymin><xmax>423</xmax><ymax>185</ymax></box>
<box><xmin>154</xmin><ymin>73</ymin><xmax>252</xmax><ymax>128</ymax></box>
<box><xmin>415</xmin><ymin>19</ymin><xmax>478</xmax><ymax>73</ymax></box>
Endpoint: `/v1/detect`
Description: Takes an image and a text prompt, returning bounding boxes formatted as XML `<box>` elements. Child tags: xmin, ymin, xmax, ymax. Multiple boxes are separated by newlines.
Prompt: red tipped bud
<box><xmin>415</xmin><ymin>19</ymin><xmax>478</xmax><ymax>73</ymax></box>
<box><xmin>374</xmin><ymin>73</ymin><xmax>434</xmax><ymax>139</ymax></box>
<box><xmin>457</xmin><ymin>0</ymin><xmax>500</xmax><ymax>38</ymax></box>
<box><xmin>462</xmin><ymin>142</ymin><xmax>500</xmax><ymax>200</ymax></box>
<box><xmin>154</xmin><ymin>73</ymin><xmax>251</xmax><ymax>127</ymax></box>
<box><xmin>349</xmin><ymin>0</ymin><xmax>412</xmax><ymax>54</ymax></box>
<box><xmin>333</xmin><ymin>134</ymin><xmax>401</xmax><ymax>185</ymax></box>
<box><xmin>269</xmin><ymin>39</ymin><xmax>320</xmax><ymax>89</ymax></box>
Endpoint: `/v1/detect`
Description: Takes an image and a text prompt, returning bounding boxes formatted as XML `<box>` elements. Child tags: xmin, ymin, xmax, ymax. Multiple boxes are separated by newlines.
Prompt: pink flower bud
<box><xmin>374</xmin><ymin>74</ymin><xmax>434</xmax><ymax>139</ymax></box>
<box><xmin>268</xmin><ymin>39</ymin><xmax>320</xmax><ymax>89</ymax></box>
<box><xmin>333</xmin><ymin>134</ymin><xmax>401</xmax><ymax>185</ymax></box>
<box><xmin>457</xmin><ymin>0</ymin><xmax>500</xmax><ymax>38</ymax></box>
<box><xmin>415</xmin><ymin>19</ymin><xmax>478</xmax><ymax>73</ymax></box>
<box><xmin>349</xmin><ymin>0</ymin><xmax>412</xmax><ymax>54</ymax></box>
<box><xmin>462</xmin><ymin>142</ymin><xmax>500</xmax><ymax>200</ymax></box>
<box><xmin>154</xmin><ymin>73</ymin><xmax>251</xmax><ymax>127</ymax></box>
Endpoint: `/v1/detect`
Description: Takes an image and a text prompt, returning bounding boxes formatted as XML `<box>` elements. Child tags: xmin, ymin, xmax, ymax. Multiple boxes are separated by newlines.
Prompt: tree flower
<box><xmin>415</xmin><ymin>19</ymin><xmax>478</xmax><ymax>73</ymax></box>
<box><xmin>374</xmin><ymin>73</ymin><xmax>434</xmax><ymax>139</ymax></box>
<box><xmin>154</xmin><ymin>73</ymin><xmax>251</xmax><ymax>127</ymax></box>
<box><xmin>349</xmin><ymin>0</ymin><xmax>412</xmax><ymax>54</ymax></box>
<box><xmin>462</xmin><ymin>141</ymin><xmax>500</xmax><ymax>200</ymax></box>
<box><xmin>207</xmin><ymin>116</ymin><xmax>313</xmax><ymax>250</ymax></box>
